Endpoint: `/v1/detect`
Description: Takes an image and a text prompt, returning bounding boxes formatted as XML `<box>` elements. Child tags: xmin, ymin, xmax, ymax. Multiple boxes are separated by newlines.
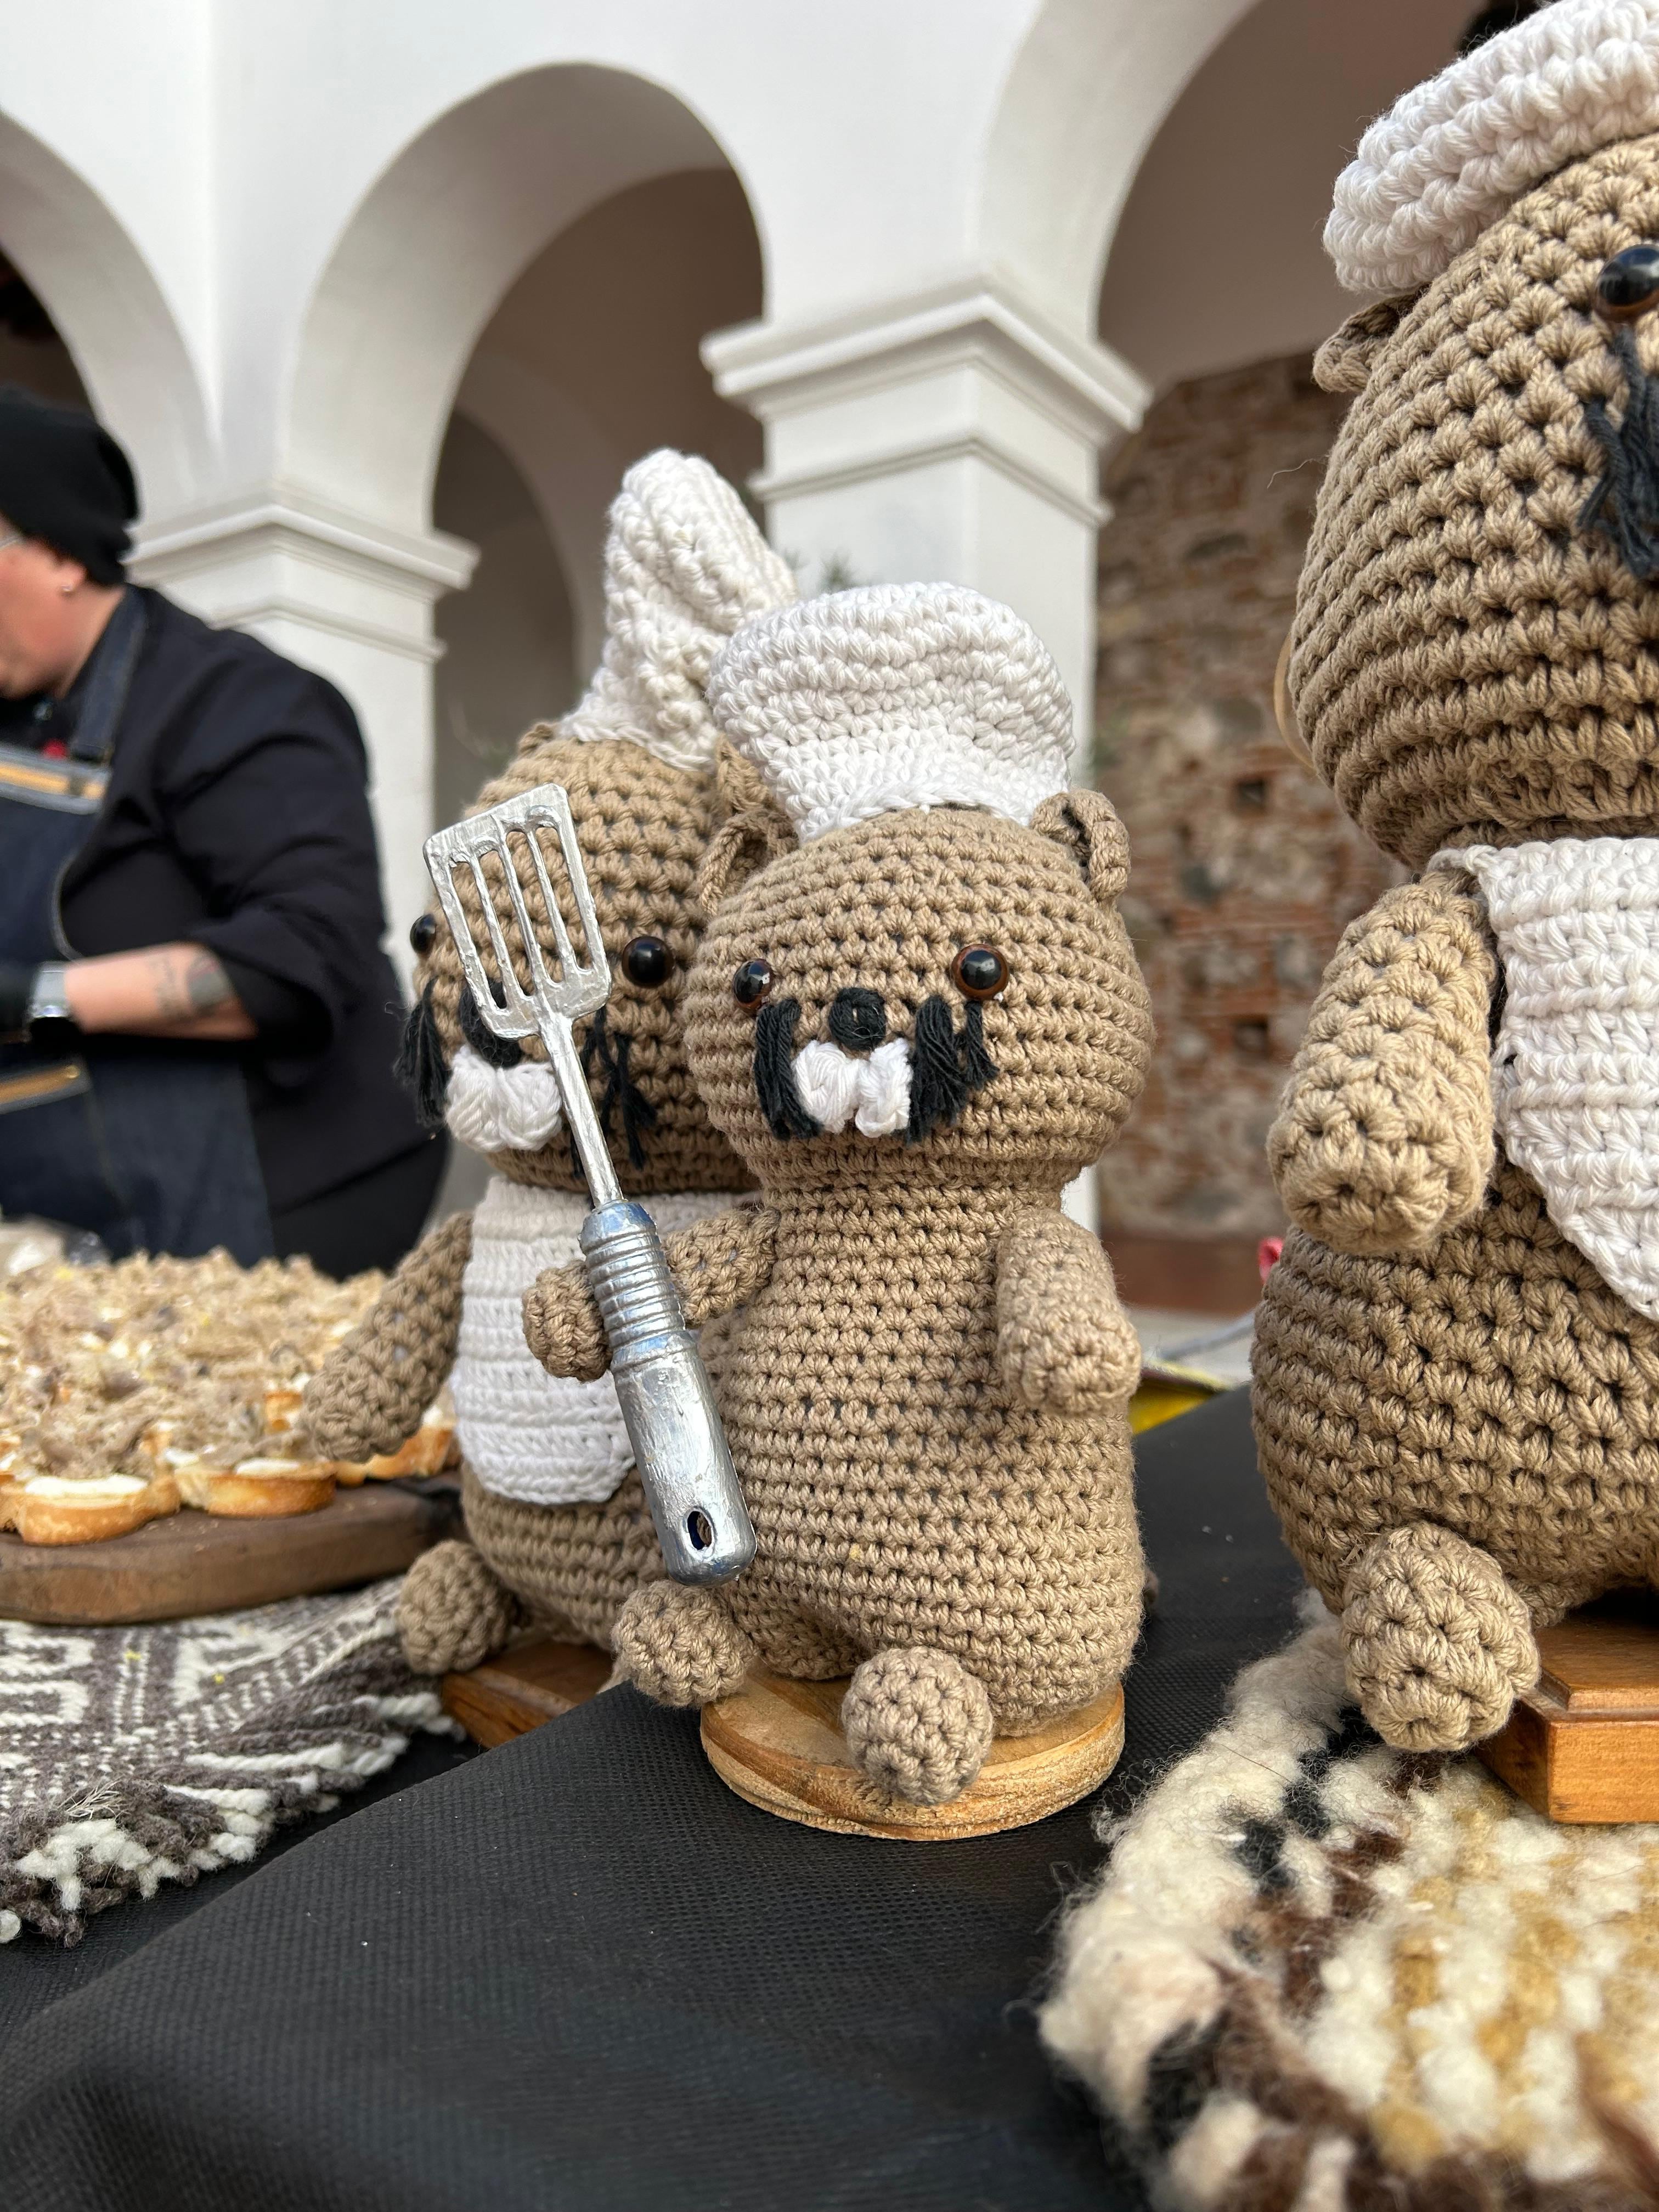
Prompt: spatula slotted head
<box><xmin>423</xmin><ymin>783</ymin><xmax>611</xmax><ymax>1044</ymax></box>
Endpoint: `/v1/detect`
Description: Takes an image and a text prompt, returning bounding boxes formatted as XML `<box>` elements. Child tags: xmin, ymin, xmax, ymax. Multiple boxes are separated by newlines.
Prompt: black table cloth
<box><xmin>0</xmin><ymin>1387</ymin><xmax>1306</xmax><ymax>2211</ymax></box>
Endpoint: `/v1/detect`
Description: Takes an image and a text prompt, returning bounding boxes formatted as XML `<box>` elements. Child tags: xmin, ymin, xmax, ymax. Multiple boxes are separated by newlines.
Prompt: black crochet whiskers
<box><xmin>1580</xmin><ymin>322</ymin><xmax>1659</xmax><ymax>580</ymax></box>
<box><xmin>578</xmin><ymin>1006</ymin><xmax>657</xmax><ymax>1172</ymax></box>
<box><xmin>459</xmin><ymin>982</ymin><xmax>523</xmax><ymax>1069</ymax></box>
<box><xmin>906</xmin><ymin>994</ymin><xmax>998</xmax><ymax>1145</ymax></box>
<box><xmin>396</xmin><ymin>980</ymin><xmax>449</xmax><ymax>1129</ymax></box>
<box><xmin>753</xmin><ymin>998</ymin><xmax>821</xmax><ymax>1142</ymax></box>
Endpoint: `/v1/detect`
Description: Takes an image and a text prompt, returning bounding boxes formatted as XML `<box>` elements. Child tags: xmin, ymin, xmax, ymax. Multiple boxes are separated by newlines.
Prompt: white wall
<box><xmin>1097</xmin><ymin>0</ymin><xmax>1472</xmax><ymax>392</ymax></box>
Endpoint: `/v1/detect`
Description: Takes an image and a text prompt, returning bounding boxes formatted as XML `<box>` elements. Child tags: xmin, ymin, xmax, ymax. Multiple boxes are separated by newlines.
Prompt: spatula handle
<box><xmin>580</xmin><ymin>1201</ymin><xmax>757</xmax><ymax>1584</ymax></box>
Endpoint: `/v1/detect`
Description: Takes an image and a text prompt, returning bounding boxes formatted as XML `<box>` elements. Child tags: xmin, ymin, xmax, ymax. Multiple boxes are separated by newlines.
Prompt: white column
<box><xmin>707</xmin><ymin>278</ymin><xmax>1148</xmax><ymax>1232</ymax></box>
<box><xmin>129</xmin><ymin>489</ymin><xmax>476</xmax><ymax>980</ymax></box>
<box><xmin>704</xmin><ymin>275</ymin><xmax>1148</xmax><ymax>760</ymax></box>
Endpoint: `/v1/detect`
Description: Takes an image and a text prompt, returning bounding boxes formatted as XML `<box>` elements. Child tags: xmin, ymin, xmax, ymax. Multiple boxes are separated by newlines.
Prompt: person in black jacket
<box><xmin>0</xmin><ymin>386</ymin><xmax>443</xmax><ymax>1273</ymax></box>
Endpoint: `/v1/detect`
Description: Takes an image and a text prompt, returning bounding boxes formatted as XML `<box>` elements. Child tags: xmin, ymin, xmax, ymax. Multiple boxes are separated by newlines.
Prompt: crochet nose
<box><xmin>826</xmin><ymin>988</ymin><xmax>887</xmax><ymax>1051</ymax></box>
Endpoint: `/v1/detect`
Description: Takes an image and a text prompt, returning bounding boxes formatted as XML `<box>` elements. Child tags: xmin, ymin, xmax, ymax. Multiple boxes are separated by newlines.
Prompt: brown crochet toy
<box><xmin>304</xmin><ymin>452</ymin><xmax>794</xmax><ymax>1672</ymax></box>
<box><xmin>523</xmin><ymin>584</ymin><xmax>1154</xmax><ymax>1809</ymax></box>
<box><xmin>1253</xmin><ymin>10</ymin><xmax>1659</xmax><ymax>1754</ymax></box>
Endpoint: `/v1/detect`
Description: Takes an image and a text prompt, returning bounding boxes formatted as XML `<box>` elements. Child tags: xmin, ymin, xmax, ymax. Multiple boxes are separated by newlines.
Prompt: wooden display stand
<box><xmin>0</xmin><ymin>1477</ymin><xmax>459</xmax><ymax>1626</ymax></box>
<box><xmin>701</xmin><ymin>1668</ymin><xmax>1125</xmax><ymax>1840</ymax></box>
<box><xmin>442</xmin><ymin>1635</ymin><xmax>612</xmax><ymax>1747</ymax></box>
<box><xmin>1479</xmin><ymin>1592</ymin><xmax>1659</xmax><ymax>1823</ymax></box>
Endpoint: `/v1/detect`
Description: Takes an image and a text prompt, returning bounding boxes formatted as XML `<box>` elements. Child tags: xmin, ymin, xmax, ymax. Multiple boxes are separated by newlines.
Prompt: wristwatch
<box><xmin>25</xmin><ymin>961</ymin><xmax>74</xmax><ymax>1026</ymax></box>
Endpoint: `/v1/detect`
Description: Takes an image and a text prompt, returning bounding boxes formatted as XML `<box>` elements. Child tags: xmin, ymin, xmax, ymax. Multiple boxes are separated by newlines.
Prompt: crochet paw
<box><xmin>521</xmin><ymin>1262</ymin><xmax>609</xmax><ymax>1383</ymax></box>
<box><xmin>1269</xmin><ymin>1116</ymin><xmax>1486</xmax><ymax>1256</ymax></box>
<box><xmin>397</xmin><ymin>1541</ymin><xmax>520</xmax><ymax>1675</ymax></box>
<box><xmin>611</xmin><ymin>1580</ymin><xmax>753</xmax><ymax>1707</ymax></box>
<box><xmin>840</xmin><ymin>1646</ymin><xmax>994</xmax><ymax>1805</ymax></box>
<box><xmin>1342</xmin><ymin>1521</ymin><xmax>1539</xmax><ymax>1752</ymax></box>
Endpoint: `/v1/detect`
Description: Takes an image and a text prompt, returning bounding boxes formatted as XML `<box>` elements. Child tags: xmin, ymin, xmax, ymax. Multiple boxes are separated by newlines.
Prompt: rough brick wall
<box><xmin>1095</xmin><ymin>353</ymin><xmax>1401</xmax><ymax>1242</ymax></box>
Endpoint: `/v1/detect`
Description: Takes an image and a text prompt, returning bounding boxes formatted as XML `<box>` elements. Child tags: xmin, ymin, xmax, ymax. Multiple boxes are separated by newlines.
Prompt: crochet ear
<box><xmin>695</xmin><ymin>737</ymin><xmax>797</xmax><ymax>913</ymax></box>
<box><xmin>1312</xmin><ymin>295</ymin><xmax>1420</xmax><ymax>394</ymax></box>
<box><xmin>1030</xmin><ymin>788</ymin><xmax>1130</xmax><ymax>910</ymax></box>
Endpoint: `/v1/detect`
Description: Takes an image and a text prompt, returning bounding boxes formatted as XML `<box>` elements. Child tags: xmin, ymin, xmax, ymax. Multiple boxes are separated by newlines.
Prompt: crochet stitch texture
<box><xmin>704</xmin><ymin>583</ymin><xmax>1073</xmax><ymax>842</ymax></box>
<box><xmin>1327</xmin><ymin>0</ymin><xmax>1659</xmax><ymax>295</ymax></box>
<box><xmin>1255</xmin><ymin>126</ymin><xmax>1659</xmax><ymax>1753</ymax></box>
<box><xmin>307</xmin><ymin>449</ymin><xmax>794</xmax><ymax>1673</ymax></box>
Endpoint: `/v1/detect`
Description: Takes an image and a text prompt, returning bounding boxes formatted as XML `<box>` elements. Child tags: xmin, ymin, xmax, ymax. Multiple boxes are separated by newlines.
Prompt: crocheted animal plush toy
<box><xmin>305</xmin><ymin>452</ymin><xmax>795</xmax><ymax>1672</ymax></box>
<box><xmin>1253</xmin><ymin>0</ymin><xmax>1659</xmax><ymax>1753</ymax></box>
<box><xmin>523</xmin><ymin>583</ymin><xmax>1153</xmax><ymax>1806</ymax></box>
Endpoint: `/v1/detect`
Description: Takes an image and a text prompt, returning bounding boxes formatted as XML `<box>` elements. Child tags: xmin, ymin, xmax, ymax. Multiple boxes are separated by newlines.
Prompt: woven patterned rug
<box><xmin>1</xmin><ymin>1578</ymin><xmax>452</xmax><ymax>1944</ymax></box>
<box><xmin>1042</xmin><ymin>1598</ymin><xmax>1659</xmax><ymax>2211</ymax></box>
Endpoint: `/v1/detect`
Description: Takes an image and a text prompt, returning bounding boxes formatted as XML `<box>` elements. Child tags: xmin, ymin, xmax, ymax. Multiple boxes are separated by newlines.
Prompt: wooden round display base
<box><xmin>701</xmin><ymin>1668</ymin><xmax>1125</xmax><ymax>1840</ymax></box>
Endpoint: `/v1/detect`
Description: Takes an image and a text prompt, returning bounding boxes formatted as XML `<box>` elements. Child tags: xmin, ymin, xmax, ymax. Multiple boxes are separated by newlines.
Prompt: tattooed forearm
<box><xmin>65</xmin><ymin>943</ymin><xmax>255</xmax><ymax>1040</ymax></box>
<box><xmin>184</xmin><ymin>950</ymin><xmax>234</xmax><ymax>1013</ymax></box>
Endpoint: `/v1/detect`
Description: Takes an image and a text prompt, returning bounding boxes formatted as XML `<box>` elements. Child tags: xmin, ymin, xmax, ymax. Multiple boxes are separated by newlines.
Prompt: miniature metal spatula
<box><xmin>424</xmin><ymin>783</ymin><xmax>756</xmax><ymax>1585</ymax></box>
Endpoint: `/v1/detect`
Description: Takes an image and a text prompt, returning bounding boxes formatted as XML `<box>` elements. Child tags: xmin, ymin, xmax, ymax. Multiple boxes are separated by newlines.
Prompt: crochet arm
<box><xmin>1267</xmin><ymin>874</ymin><xmax>1496</xmax><ymax>1256</ymax></box>
<box><xmin>996</xmin><ymin>1210</ymin><xmax>1141</xmax><ymax>1413</ymax></box>
<box><xmin>523</xmin><ymin>1203</ymin><xmax>778</xmax><ymax>1381</ymax></box>
<box><xmin>304</xmin><ymin>1209</ymin><xmax>473</xmax><ymax>1459</ymax></box>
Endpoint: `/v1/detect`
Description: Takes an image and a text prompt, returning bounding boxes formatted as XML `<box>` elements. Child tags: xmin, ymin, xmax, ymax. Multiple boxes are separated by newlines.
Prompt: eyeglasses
<box><xmin>0</xmin><ymin>529</ymin><xmax>22</xmax><ymax>555</ymax></box>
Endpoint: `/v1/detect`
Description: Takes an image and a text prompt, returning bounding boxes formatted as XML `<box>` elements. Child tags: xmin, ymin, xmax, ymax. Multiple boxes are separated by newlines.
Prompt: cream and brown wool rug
<box><xmin>1</xmin><ymin>1578</ymin><xmax>452</xmax><ymax>1945</ymax></box>
<box><xmin>1042</xmin><ymin>1599</ymin><xmax>1659</xmax><ymax>2211</ymax></box>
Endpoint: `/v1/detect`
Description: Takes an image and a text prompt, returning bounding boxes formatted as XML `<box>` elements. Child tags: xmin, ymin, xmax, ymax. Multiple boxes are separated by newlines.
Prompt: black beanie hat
<box><xmin>0</xmin><ymin>385</ymin><xmax>138</xmax><ymax>584</ymax></box>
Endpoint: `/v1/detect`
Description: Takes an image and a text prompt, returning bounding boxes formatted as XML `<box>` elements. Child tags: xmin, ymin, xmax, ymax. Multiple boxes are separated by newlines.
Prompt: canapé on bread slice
<box><xmin>0</xmin><ymin>1470</ymin><xmax>181</xmax><ymax>1545</ymax></box>
<box><xmin>171</xmin><ymin>1456</ymin><xmax>337</xmax><ymax>1519</ymax></box>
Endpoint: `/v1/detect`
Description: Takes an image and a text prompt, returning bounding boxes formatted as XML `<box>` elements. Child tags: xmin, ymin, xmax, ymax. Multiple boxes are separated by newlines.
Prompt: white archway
<box><xmin>979</xmin><ymin>0</ymin><xmax>1258</xmax><ymax>337</ymax></box>
<box><xmin>0</xmin><ymin>112</ymin><xmax>211</xmax><ymax>515</ymax></box>
<box><xmin>285</xmin><ymin>64</ymin><xmax>746</xmax><ymax>532</ymax></box>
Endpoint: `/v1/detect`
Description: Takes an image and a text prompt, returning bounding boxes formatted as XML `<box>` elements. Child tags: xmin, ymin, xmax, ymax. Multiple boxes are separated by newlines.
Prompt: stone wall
<box><xmin>1095</xmin><ymin>353</ymin><xmax>1401</xmax><ymax>1245</ymax></box>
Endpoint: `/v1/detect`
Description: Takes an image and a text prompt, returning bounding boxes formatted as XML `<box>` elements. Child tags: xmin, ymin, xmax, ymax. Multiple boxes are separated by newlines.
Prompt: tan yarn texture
<box><xmin>306</xmin><ymin>1209</ymin><xmax>472</xmax><ymax>1462</ymax></box>
<box><xmin>1340</xmin><ymin>1520</ymin><xmax>1540</xmax><ymax>1753</ymax></box>
<box><xmin>529</xmin><ymin>795</ymin><xmax>1154</xmax><ymax>1799</ymax></box>
<box><xmin>309</xmin><ymin>733</ymin><xmax>753</xmax><ymax>1672</ymax></box>
<box><xmin>1267</xmin><ymin>872</ymin><xmax>1497</xmax><ymax>1257</ymax></box>
<box><xmin>840</xmin><ymin>1648</ymin><xmax>995</xmax><ymax>1807</ymax></box>
<box><xmin>419</xmin><ymin>735</ymin><xmax>751</xmax><ymax>1196</ymax></box>
<box><xmin>1255</xmin><ymin>133</ymin><xmax>1659</xmax><ymax>1752</ymax></box>
<box><xmin>1291</xmin><ymin>134</ymin><xmax>1659</xmax><ymax>871</ymax></box>
<box><xmin>396</xmin><ymin>1539</ymin><xmax>523</xmax><ymax>1677</ymax></box>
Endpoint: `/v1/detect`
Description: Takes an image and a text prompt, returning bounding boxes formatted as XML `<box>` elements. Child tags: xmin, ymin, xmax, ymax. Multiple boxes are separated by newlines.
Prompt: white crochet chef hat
<box><xmin>705</xmin><ymin>582</ymin><xmax>1073</xmax><ymax>844</ymax></box>
<box><xmin>1328</xmin><ymin>0</ymin><xmax>1659</xmax><ymax>296</ymax></box>
<box><xmin>563</xmin><ymin>449</ymin><xmax>798</xmax><ymax>772</ymax></box>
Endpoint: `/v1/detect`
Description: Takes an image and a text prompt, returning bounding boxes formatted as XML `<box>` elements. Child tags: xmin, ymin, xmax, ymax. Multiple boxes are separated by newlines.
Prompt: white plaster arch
<box><xmin>979</xmin><ymin>0</ymin><xmax>1257</xmax><ymax>335</ymax></box>
<box><xmin>453</xmin><ymin>352</ymin><xmax>625</xmax><ymax>680</ymax></box>
<box><xmin>284</xmin><ymin>63</ymin><xmax>748</xmax><ymax>534</ymax></box>
<box><xmin>0</xmin><ymin>110</ymin><xmax>211</xmax><ymax>514</ymax></box>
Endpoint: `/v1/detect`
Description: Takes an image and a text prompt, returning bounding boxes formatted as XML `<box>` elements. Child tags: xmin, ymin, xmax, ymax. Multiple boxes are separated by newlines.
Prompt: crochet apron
<box><xmin>1431</xmin><ymin>838</ymin><xmax>1659</xmax><ymax>1319</ymax></box>
<box><xmin>450</xmin><ymin>1176</ymin><xmax>742</xmax><ymax>1506</ymax></box>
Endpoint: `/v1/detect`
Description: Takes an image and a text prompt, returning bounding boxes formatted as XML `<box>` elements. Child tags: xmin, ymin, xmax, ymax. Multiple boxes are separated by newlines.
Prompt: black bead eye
<box><xmin>1597</xmin><ymin>243</ymin><xmax>1659</xmax><ymax>321</ymax></box>
<box><xmin>409</xmin><ymin>912</ymin><xmax>438</xmax><ymax>957</ymax></box>
<box><xmin>951</xmin><ymin>945</ymin><xmax>1008</xmax><ymax>1000</ymax></box>
<box><xmin>622</xmin><ymin>935</ymin><xmax>672</xmax><ymax>989</ymax></box>
<box><xmin>732</xmin><ymin>958</ymin><xmax>774</xmax><ymax>1008</ymax></box>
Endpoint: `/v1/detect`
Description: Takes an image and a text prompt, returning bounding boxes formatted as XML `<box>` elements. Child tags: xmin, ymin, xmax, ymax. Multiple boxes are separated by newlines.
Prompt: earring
<box><xmin>59</xmin><ymin>582</ymin><xmax>74</xmax><ymax>596</ymax></box>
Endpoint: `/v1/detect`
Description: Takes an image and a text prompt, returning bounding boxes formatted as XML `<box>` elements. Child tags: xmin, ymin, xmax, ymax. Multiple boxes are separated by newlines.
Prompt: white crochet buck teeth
<box><xmin>443</xmin><ymin>1046</ymin><xmax>563</xmax><ymax>1155</ymax></box>
<box><xmin>792</xmin><ymin>1038</ymin><xmax>912</xmax><ymax>1139</ymax></box>
<box><xmin>707</xmin><ymin>582</ymin><xmax>1071</xmax><ymax>843</ymax></box>
<box><xmin>566</xmin><ymin>449</ymin><xmax>798</xmax><ymax>774</ymax></box>
<box><xmin>1327</xmin><ymin>0</ymin><xmax>1659</xmax><ymax>296</ymax></box>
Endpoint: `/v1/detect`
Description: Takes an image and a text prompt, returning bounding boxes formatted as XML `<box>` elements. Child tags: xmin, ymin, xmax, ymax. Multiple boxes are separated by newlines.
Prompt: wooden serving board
<box><xmin>1479</xmin><ymin>1592</ymin><xmax>1659</xmax><ymax>1822</ymax></box>
<box><xmin>0</xmin><ymin>1478</ymin><xmax>460</xmax><ymax>1625</ymax></box>
<box><xmin>701</xmin><ymin>1668</ymin><xmax>1125</xmax><ymax>1839</ymax></box>
<box><xmin>442</xmin><ymin>1636</ymin><xmax>613</xmax><ymax>1747</ymax></box>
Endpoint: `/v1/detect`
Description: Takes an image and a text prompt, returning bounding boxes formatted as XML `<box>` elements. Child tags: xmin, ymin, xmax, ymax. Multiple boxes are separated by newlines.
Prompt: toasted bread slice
<box><xmin>0</xmin><ymin>1470</ymin><xmax>180</xmax><ymax>1545</ymax></box>
<box><xmin>364</xmin><ymin>1403</ymin><xmax>458</xmax><ymax>1480</ymax></box>
<box><xmin>173</xmin><ymin>1456</ymin><xmax>337</xmax><ymax>1519</ymax></box>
